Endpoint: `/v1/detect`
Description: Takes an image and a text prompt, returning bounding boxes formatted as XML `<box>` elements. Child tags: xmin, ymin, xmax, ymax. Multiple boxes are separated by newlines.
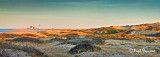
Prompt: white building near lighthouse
<box><xmin>38</xmin><ymin>25</ymin><xmax>41</xmax><ymax>29</ymax></box>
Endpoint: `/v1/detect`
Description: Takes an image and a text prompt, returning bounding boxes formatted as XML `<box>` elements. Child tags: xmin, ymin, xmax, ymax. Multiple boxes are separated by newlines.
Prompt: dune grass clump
<box><xmin>68</xmin><ymin>43</ymin><xmax>101</xmax><ymax>54</ymax></box>
<box><xmin>0</xmin><ymin>43</ymin><xmax>47</xmax><ymax>57</ymax></box>
<box><xmin>7</xmin><ymin>37</ymin><xmax>44</xmax><ymax>43</ymax></box>
<box><xmin>59</xmin><ymin>38</ymin><xmax>105</xmax><ymax>45</ymax></box>
<box><xmin>49</xmin><ymin>38</ymin><xmax>66</xmax><ymax>42</ymax></box>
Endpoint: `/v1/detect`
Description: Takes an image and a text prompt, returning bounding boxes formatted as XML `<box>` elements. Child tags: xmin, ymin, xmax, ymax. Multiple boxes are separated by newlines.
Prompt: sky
<box><xmin>0</xmin><ymin>0</ymin><xmax>160</xmax><ymax>29</ymax></box>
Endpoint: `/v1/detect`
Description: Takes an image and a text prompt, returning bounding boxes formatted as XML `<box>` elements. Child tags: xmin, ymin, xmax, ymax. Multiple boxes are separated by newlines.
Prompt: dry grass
<box><xmin>0</xmin><ymin>43</ymin><xmax>47</xmax><ymax>57</ymax></box>
<box><xmin>97</xmin><ymin>45</ymin><xmax>160</xmax><ymax>57</ymax></box>
<box><xmin>105</xmin><ymin>40</ymin><xmax>160</xmax><ymax>46</ymax></box>
<box><xmin>2</xmin><ymin>41</ymin><xmax>74</xmax><ymax>57</ymax></box>
<box><xmin>44</xmin><ymin>29</ymin><xmax>92</xmax><ymax>36</ymax></box>
<box><xmin>1</xmin><ymin>38</ymin><xmax>160</xmax><ymax>57</ymax></box>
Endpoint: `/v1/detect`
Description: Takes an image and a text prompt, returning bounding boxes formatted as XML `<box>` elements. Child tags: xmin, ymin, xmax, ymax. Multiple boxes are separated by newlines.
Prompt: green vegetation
<box><xmin>106</xmin><ymin>29</ymin><xmax>120</xmax><ymax>34</ymax></box>
<box><xmin>68</xmin><ymin>43</ymin><xmax>101</xmax><ymax>54</ymax></box>
<box><xmin>59</xmin><ymin>38</ymin><xmax>105</xmax><ymax>45</ymax></box>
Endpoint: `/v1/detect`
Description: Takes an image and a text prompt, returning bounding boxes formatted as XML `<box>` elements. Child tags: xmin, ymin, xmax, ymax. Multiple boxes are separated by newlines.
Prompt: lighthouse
<box><xmin>38</xmin><ymin>25</ymin><xmax>41</xmax><ymax>29</ymax></box>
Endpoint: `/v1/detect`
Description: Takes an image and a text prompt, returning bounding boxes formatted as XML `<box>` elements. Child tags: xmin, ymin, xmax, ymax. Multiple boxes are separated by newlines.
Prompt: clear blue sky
<box><xmin>0</xmin><ymin>0</ymin><xmax>160</xmax><ymax>29</ymax></box>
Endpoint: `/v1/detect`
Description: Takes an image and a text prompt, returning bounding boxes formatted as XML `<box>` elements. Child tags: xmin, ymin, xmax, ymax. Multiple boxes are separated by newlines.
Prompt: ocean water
<box><xmin>0</xmin><ymin>29</ymin><xmax>13</xmax><ymax>33</ymax></box>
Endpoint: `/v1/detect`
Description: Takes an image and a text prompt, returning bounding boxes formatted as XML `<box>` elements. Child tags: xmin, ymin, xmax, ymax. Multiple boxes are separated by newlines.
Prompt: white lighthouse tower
<box><xmin>38</xmin><ymin>25</ymin><xmax>41</xmax><ymax>29</ymax></box>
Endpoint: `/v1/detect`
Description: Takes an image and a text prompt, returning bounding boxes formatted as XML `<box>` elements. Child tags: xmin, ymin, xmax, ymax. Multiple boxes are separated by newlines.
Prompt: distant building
<box><xmin>30</xmin><ymin>26</ymin><xmax>34</xmax><ymax>29</ymax></box>
<box><xmin>29</xmin><ymin>26</ymin><xmax>35</xmax><ymax>29</ymax></box>
<box><xmin>38</xmin><ymin>25</ymin><xmax>41</xmax><ymax>29</ymax></box>
<box><xmin>28</xmin><ymin>25</ymin><xmax>41</xmax><ymax>29</ymax></box>
<box><xmin>33</xmin><ymin>27</ymin><xmax>35</xmax><ymax>29</ymax></box>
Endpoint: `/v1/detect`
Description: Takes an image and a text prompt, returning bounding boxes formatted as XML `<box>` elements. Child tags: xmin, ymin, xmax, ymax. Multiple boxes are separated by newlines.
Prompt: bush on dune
<box><xmin>95</xmin><ymin>34</ymin><xmax>147</xmax><ymax>40</ymax></box>
<box><xmin>59</xmin><ymin>38</ymin><xmax>105</xmax><ymax>45</ymax></box>
<box><xmin>68</xmin><ymin>43</ymin><xmax>101</xmax><ymax>54</ymax></box>
<box><xmin>0</xmin><ymin>43</ymin><xmax>47</xmax><ymax>57</ymax></box>
<box><xmin>49</xmin><ymin>38</ymin><xmax>66</xmax><ymax>42</ymax></box>
<box><xmin>106</xmin><ymin>29</ymin><xmax>120</xmax><ymax>34</ymax></box>
<box><xmin>7</xmin><ymin>37</ymin><xmax>44</xmax><ymax>43</ymax></box>
<box><xmin>147</xmin><ymin>26</ymin><xmax>160</xmax><ymax>31</ymax></box>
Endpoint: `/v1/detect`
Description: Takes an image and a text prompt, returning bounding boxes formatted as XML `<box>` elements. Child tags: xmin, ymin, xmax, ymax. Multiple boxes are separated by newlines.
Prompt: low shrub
<box><xmin>0</xmin><ymin>43</ymin><xmax>47</xmax><ymax>57</ymax></box>
<box><xmin>60</xmin><ymin>38</ymin><xmax>105</xmax><ymax>45</ymax></box>
<box><xmin>68</xmin><ymin>43</ymin><xmax>101</xmax><ymax>54</ymax></box>
<box><xmin>106</xmin><ymin>29</ymin><xmax>120</xmax><ymax>34</ymax></box>
<box><xmin>7</xmin><ymin>37</ymin><xmax>44</xmax><ymax>43</ymax></box>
